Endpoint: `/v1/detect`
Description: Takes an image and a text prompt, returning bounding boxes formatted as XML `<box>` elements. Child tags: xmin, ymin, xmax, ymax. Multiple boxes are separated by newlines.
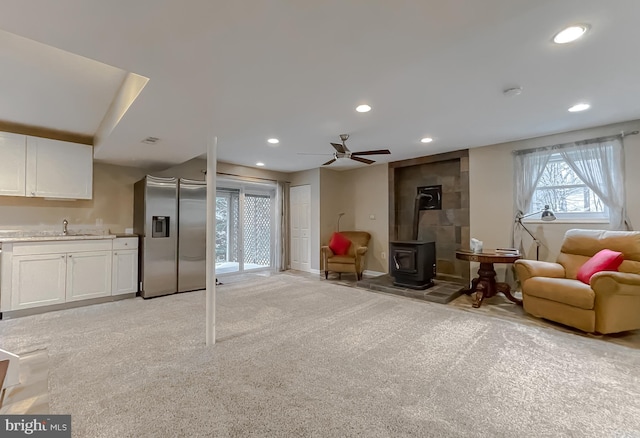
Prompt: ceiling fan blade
<box><xmin>330</xmin><ymin>142</ymin><xmax>346</xmax><ymax>153</ymax></box>
<box><xmin>322</xmin><ymin>158</ymin><xmax>337</xmax><ymax>166</ymax></box>
<box><xmin>351</xmin><ymin>149</ymin><xmax>391</xmax><ymax>156</ymax></box>
<box><xmin>350</xmin><ymin>156</ymin><xmax>375</xmax><ymax>165</ymax></box>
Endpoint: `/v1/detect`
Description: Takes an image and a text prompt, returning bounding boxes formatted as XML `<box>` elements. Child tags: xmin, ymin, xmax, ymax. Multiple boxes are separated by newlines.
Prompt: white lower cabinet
<box><xmin>4</xmin><ymin>238</ymin><xmax>136</xmax><ymax>312</ymax></box>
<box><xmin>112</xmin><ymin>249</ymin><xmax>138</xmax><ymax>295</ymax></box>
<box><xmin>11</xmin><ymin>253</ymin><xmax>67</xmax><ymax>310</ymax></box>
<box><xmin>66</xmin><ymin>250</ymin><xmax>112</xmax><ymax>302</ymax></box>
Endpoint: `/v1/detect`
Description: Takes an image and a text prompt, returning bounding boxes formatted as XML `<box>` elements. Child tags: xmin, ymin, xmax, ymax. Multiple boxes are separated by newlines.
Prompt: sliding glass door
<box><xmin>215</xmin><ymin>189</ymin><xmax>240</xmax><ymax>274</ymax></box>
<box><xmin>216</xmin><ymin>181</ymin><xmax>275</xmax><ymax>275</ymax></box>
<box><xmin>243</xmin><ymin>193</ymin><xmax>272</xmax><ymax>271</ymax></box>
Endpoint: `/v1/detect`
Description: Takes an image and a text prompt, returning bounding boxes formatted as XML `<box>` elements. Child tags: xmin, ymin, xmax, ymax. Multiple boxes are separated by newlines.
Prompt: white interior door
<box><xmin>290</xmin><ymin>185</ymin><xmax>311</xmax><ymax>272</ymax></box>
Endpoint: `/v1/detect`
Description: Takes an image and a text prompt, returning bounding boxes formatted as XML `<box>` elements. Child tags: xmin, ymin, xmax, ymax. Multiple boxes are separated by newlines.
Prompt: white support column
<box><xmin>206</xmin><ymin>136</ymin><xmax>217</xmax><ymax>345</ymax></box>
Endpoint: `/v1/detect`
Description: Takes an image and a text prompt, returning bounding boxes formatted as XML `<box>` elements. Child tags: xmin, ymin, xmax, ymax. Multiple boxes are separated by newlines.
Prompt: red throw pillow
<box><xmin>329</xmin><ymin>232</ymin><xmax>351</xmax><ymax>255</ymax></box>
<box><xmin>576</xmin><ymin>249</ymin><xmax>624</xmax><ymax>284</ymax></box>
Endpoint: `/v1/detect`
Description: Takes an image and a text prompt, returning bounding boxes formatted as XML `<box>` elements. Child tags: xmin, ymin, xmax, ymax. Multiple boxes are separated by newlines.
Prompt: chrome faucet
<box><xmin>62</xmin><ymin>219</ymin><xmax>69</xmax><ymax>236</ymax></box>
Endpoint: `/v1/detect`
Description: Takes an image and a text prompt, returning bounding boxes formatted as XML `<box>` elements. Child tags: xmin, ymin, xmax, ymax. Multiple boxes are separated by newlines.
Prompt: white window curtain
<box><xmin>275</xmin><ymin>181</ymin><xmax>290</xmax><ymax>271</ymax></box>
<box><xmin>511</xmin><ymin>149</ymin><xmax>552</xmax><ymax>253</ymax></box>
<box><xmin>559</xmin><ymin>138</ymin><xmax>631</xmax><ymax>230</ymax></box>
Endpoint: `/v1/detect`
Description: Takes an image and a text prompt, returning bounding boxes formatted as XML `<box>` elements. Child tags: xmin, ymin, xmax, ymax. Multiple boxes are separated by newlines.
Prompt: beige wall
<box><xmin>0</xmin><ymin>162</ymin><xmax>146</xmax><ymax>233</ymax></box>
<box><xmin>469</xmin><ymin>119</ymin><xmax>640</xmax><ymax>278</ymax></box>
<box><xmin>340</xmin><ymin>164</ymin><xmax>389</xmax><ymax>273</ymax></box>
<box><xmin>289</xmin><ymin>168</ymin><xmax>321</xmax><ymax>270</ymax></box>
<box><xmin>218</xmin><ymin>162</ymin><xmax>290</xmax><ymax>182</ymax></box>
<box><xmin>310</xmin><ymin>120</ymin><xmax>640</xmax><ymax>277</ymax></box>
<box><xmin>316</xmin><ymin>165</ymin><xmax>390</xmax><ymax>274</ymax></box>
<box><xmin>155</xmin><ymin>157</ymin><xmax>290</xmax><ymax>182</ymax></box>
<box><xmin>319</xmin><ymin>168</ymin><xmax>352</xmax><ymax>249</ymax></box>
<box><xmin>7</xmin><ymin>118</ymin><xmax>634</xmax><ymax>281</ymax></box>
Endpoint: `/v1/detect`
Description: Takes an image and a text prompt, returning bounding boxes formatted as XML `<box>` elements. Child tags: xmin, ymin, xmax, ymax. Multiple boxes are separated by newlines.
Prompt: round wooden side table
<box><xmin>455</xmin><ymin>249</ymin><xmax>522</xmax><ymax>308</ymax></box>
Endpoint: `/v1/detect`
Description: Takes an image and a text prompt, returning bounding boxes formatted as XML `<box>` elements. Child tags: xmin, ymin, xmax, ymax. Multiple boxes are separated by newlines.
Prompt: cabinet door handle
<box><xmin>114</xmin><ymin>252</ymin><xmax>118</xmax><ymax>255</ymax></box>
<box><xmin>68</xmin><ymin>255</ymin><xmax>72</xmax><ymax>258</ymax></box>
<box><xmin>61</xmin><ymin>255</ymin><xmax>65</xmax><ymax>259</ymax></box>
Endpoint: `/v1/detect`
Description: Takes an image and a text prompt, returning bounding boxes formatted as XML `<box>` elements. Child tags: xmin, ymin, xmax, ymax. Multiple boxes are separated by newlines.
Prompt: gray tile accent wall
<box><xmin>391</xmin><ymin>155</ymin><xmax>470</xmax><ymax>285</ymax></box>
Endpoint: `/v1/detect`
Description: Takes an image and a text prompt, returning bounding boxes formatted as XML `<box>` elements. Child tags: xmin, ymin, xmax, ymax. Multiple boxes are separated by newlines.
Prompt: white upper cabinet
<box><xmin>26</xmin><ymin>137</ymin><xmax>93</xmax><ymax>199</ymax></box>
<box><xmin>0</xmin><ymin>132</ymin><xmax>27</xmax><ymax>196</ymax></box>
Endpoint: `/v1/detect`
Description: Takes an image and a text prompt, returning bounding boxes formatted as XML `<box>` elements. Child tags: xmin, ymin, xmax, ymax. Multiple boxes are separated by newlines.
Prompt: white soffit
<box><xmin>0</xmin><ymin>29</ymin><xmax>133</xmax><ymax>136</ymax></box>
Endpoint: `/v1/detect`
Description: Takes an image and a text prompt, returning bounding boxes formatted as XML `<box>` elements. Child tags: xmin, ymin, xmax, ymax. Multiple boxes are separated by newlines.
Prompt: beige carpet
<box><xmin>1</xmin><ymin>273</ymin><xmax>639</xmax><ymax>437</ymax></box>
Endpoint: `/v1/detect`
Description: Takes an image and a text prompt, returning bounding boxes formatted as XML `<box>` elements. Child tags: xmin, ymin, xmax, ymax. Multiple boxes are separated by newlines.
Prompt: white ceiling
<box><xmin>0</xmin><ymin>0</ymin><xmax>639</xmax><ymax>172</ymax></box>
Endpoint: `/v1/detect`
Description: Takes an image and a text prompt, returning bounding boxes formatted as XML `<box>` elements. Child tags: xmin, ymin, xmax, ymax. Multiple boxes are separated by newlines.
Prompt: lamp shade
<box><xmin>541</xmin><ymin>205</ymin><xmax>556</xmax><ymax>222</ymax></box>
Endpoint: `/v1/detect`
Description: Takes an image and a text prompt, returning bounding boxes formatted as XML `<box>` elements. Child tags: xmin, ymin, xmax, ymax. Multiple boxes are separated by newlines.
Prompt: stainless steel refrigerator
<box><xmin>134</xmin><ymin>176</ymin><xmax>179</xmax><ymax>298</ymax></box>
<box><xmin>177</xmin><ymin>178</ymin><xmax>206</xmax><ymax>293</ymax></box>
<box><xmin>134</xmin><ymin>175</ymin><xmax>207</xmax><ymax>298</ymax></box>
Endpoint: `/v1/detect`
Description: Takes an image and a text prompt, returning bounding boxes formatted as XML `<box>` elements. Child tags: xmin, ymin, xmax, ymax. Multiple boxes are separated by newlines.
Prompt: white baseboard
<box><xmin>297</xmin><ymin>268</ymin><xmax>385</xmax><ymax>277</ymax></box>
<box><xmin>283</xmin><ymin>267</ymin><xmax>320</xmax><ymax>275</ymax></box>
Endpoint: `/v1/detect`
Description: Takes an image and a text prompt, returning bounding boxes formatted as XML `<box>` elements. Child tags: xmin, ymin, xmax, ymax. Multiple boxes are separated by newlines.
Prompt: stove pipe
<box><xmin>413</xmin><ymin>193</ymin><xmax>433</xmax><ymax>240</ymax></box>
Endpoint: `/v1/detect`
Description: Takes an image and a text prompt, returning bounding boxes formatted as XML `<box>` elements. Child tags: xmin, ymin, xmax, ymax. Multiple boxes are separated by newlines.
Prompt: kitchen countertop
<box><xmin>113</xmin><ymin>233</ymin><xmax>139</xmax><ymax>238</ymax></box>
<box><xmin>0</xmin><ymin>231</ymin><xmax>117</xmax><ymax>243</ymax></box>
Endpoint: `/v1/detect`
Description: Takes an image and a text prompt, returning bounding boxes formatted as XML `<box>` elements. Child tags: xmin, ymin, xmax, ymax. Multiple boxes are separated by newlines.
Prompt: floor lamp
<box><xmin>336</xmin><ymin>212</ymin><xmax>345</xmax><ymax>232</ymax></box>
<box><xmin>516</xmin><ymin>205</ymin><xmax>556</xmax><ymax>260</ymax></box>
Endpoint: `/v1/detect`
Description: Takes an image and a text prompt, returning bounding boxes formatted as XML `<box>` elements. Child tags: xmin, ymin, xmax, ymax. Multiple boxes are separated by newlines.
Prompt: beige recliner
<box><xmin>321</xmin><ymin>231</ymin><xmax>371</xmax><ymax>281</ymax></box>
<box><xmin>514</xmin><ymin>229</ymin><xmax>640</xmax><ymax>334</ymax></box>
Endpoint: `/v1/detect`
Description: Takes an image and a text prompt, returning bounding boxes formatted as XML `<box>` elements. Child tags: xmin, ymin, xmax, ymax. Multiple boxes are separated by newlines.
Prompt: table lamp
<box><xmin>515</xmin><ymin>205</ymin><xmax>556</xmax><ymax>260</ymax></box>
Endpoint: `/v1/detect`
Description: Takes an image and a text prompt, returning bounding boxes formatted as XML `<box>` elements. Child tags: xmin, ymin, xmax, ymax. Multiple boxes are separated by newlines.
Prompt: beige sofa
<box><xmin>514</xmin><ymin>229</ymin><xmax>640</xmax><ymax>334</ymax></box>
<box><xmin>321</xmin><ymin>231</ymin><xmax>371</xmax><ymax>281</ymax></box>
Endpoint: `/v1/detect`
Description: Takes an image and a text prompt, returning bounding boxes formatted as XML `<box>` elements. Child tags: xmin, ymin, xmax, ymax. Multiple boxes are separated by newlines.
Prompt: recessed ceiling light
<box><xmin>256</xmin><ymin>162</ymin><xmax>265</xmax><ymax>167</ymax></box>
<box><xmin>568</xmin><ymin>103</ymin><xmax>590</xmax><ymax>112</ymax></box>
<box><xmin>420</xmin><ymin>137</ymin><xmax>433</xmax><ymax>143</ymax></box>
<box><xmin>267</xmin><ymin>138</ymin><xmax>279</xmax><ymax>144</ymax></box>
<box><xmin>356</xmin><ymin>104</ymin><xmax>371</xmax><ymax>113</ymax></box>
<box><xmin>553</xmin><ymin>25</ymin><xmax>589</xmax><ymax>44</ymax></box>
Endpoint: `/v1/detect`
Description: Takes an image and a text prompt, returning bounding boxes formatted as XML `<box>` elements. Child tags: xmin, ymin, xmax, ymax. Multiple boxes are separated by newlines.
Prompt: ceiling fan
<box><xmin>322</xmin><ymin>134</ymin><xmax>391</xmax><ymax>166</ymax></box>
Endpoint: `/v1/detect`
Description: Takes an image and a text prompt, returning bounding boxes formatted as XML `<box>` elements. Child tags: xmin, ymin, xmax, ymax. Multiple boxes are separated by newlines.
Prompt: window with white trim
<box><xmin>528</xmin><ymin>152</ymin><xmax>609</xmax><ymax>221</ymax></box>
